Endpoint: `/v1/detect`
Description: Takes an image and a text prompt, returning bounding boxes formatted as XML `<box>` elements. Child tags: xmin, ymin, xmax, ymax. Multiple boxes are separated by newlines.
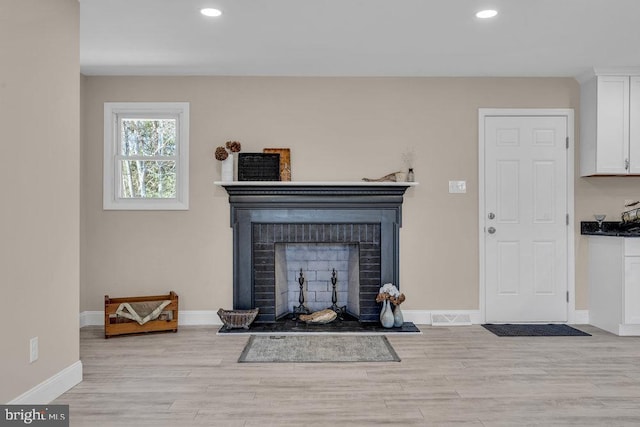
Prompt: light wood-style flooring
<box><xmin>55</xmin><ymin>325</ymin><xmax>640</xmax><ymax>426</ymax></box>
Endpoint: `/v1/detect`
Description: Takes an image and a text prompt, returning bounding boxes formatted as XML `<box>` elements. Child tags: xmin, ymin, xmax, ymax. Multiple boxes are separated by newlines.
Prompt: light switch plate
<box><xmin>449</xmin><ymin>180</ymin><xmax>466</xmax><ymax>194</ymax></box>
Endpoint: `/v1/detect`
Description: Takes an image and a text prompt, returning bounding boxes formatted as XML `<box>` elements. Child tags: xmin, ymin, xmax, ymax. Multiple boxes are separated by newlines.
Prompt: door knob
<box><xmin>487</xmin><ymin>226</ymin><xmax>496</xmax><ymax>234</ymax></box>
<box><xmin>488</xmin><ymin>212</ymin><xmax>495</xmax><ymax>220</ymax></box>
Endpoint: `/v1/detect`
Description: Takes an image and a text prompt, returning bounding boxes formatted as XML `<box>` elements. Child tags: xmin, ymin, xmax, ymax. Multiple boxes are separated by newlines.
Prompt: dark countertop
<box><xmin>581</xmin><ymin>221</ymin><xmax>640</xmax><ymax>237</ymax></box>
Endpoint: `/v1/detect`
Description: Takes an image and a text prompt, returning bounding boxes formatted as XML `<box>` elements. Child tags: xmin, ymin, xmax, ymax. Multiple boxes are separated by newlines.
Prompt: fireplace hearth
<box><xmin>217</xmin><ymin>314</ymin><xmax>422</xmax><ymax>334</ymax></box>
<box><xmin>218</xmin><ymin>182</ymin><xmax>413</xmax><ymax>323</ymax></box>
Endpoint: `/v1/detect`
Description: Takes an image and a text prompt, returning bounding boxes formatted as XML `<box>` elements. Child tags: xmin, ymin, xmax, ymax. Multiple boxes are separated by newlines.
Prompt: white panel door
<box><xmin>484</xmin><ymin>116</ymin><xmax>568</xmax><ymax>322</ymax></box>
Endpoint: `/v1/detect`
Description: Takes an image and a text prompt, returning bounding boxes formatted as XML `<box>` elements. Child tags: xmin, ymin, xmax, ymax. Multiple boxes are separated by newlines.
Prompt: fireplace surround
<box><xmin>218</xmin><ymin>182</ymin><xmax>413</xmax><ymax>323</ymax></box>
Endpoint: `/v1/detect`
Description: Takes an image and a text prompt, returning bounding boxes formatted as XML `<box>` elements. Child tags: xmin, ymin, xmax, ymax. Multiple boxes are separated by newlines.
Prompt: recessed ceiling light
<box><xmin>476</xmin><ymin>9</ymin><xmax>498</xmax><ymax>19</ymax></box>
<box><xmin>201</xmin><ymin>8</ymin><xmax>222</xmax><ymax>17</ymax></box>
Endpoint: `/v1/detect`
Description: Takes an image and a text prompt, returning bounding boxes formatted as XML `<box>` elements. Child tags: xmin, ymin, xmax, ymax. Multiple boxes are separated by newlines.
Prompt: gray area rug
<box><xmin>238</xmin><ymin>335</ymin><xmax>401</xmax><ymax>363</ymax></box>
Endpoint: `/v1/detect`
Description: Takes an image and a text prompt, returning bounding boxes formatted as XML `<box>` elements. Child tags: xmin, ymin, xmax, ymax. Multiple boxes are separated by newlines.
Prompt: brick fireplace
<box><xmin>219</xmin><ymin>182</ymin><xmax>412</xmax><ymax>323</ymax></box>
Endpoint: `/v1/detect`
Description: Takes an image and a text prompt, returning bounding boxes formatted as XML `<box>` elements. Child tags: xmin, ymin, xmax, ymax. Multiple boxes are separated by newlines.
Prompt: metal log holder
<box><xmin>292</xmin><ymin>269</ymin><xmax>311</xmax><ymax>319</ymax></box>
<box><xmin>328</xmin><ymin>268</ymin><xmax>347</xmax><ymax>319</ymax></box>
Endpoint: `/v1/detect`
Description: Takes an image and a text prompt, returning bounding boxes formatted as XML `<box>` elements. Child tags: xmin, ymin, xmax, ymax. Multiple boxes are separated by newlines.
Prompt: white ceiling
<box><xmin>80</xmin><ymin>0</ymin><xmax>640</xmax><ymax>78</ymax></box>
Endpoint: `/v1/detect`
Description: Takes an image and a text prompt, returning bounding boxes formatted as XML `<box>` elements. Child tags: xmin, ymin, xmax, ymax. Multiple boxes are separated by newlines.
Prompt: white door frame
<box><xmin>478</xmin><ymin>108</ymin><xmax>576</xmax><ymax>324</ymax></box>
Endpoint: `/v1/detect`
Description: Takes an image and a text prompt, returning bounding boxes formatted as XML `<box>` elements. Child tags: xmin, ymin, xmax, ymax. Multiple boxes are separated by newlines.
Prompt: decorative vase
<box><xmin>380</xmin><ymin>299</ymin><xmax>394</xmax><ymax>328</ymax></box>
<box><xmin>232</xmin><ymin>152</ymin><xmax>239</xmax><ymax>181</ymax></box>
<box><xmin>393</xmin><ymin>304</ymin><xmax>404</xmax><ymax>327</ymax></box>
<box><xmin>221</xmin><ymin>154</ymin><xmax>234</xmax><ymax>182</ymax></box>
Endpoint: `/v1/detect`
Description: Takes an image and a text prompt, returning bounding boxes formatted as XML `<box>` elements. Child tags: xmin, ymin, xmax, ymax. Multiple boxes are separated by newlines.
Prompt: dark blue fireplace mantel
<box><xmin>216</xmin><ymin>181</ymin><xmax>416</xmax><ymax>322</ymax></box>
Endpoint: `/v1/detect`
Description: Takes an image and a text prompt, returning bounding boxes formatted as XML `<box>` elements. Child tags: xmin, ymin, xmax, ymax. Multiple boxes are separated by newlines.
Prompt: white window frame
<box><xmin>103</xmin><ymin>102</ymin><xmax>189</xmax><ymax>210</ymax></box>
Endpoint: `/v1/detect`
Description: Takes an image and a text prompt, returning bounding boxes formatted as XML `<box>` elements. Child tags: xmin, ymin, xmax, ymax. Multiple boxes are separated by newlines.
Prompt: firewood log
<box><xmin>298</xmin><ymin>309</ymin><xmax>337</xmax><ymax>324</ymax></box>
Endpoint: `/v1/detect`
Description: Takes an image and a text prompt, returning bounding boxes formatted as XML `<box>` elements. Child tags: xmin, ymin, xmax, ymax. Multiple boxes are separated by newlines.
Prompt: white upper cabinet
<box><xmin>580</xmin><ymin>70</ymin><xmax>640</xmax><ymax>176</ymax></box>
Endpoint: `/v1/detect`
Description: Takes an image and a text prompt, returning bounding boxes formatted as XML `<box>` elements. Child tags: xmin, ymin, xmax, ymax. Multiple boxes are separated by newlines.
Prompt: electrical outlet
<box><xmin>30</xmin><ymin>337</ymin><xmax>38</xmax><ymax>363</ymax></box>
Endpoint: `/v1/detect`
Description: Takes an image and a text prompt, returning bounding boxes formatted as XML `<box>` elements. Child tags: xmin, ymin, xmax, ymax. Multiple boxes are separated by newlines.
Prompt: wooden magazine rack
<box><xmin>104</xmin><ymin>291</ymin><xmax>179</xmax><ymax>338</ymax></box>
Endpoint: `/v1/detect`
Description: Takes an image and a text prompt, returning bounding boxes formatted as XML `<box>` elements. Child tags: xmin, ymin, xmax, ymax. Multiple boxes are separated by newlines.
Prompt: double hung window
<box><xmin>103</xmin><ymin>102</ymin><xmax>189</xmax><ymax>210</ymax></box>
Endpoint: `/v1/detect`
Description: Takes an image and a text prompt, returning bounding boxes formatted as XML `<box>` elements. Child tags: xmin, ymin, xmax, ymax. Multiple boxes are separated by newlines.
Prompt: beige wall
<box><xmin>83</xmin><ymin>75</ymin><xmax>633</xmax><ymax>315</ymax></box>
<box><xmin>0</xmin><ymin>0</ymin><xmax>80</xmax><ymax>402</ymax></box>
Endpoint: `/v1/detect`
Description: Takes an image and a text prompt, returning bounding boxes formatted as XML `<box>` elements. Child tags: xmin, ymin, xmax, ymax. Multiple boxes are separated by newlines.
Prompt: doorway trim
<box><xmin>478</xmin><ymin>108</ymin><xmax>576</xmax><ymax>324</ymax></box>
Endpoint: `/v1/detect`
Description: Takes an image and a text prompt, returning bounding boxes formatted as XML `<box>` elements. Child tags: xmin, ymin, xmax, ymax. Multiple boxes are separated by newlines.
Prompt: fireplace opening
<box><xmin>252</xmin><ymin>223</ymin><xmax>382</xmax><ymax>322</ymax></box>
<box><xmin>275</xmin><ymin>243</ymin><xmax>360</xmax><ymax>320</ymax></box>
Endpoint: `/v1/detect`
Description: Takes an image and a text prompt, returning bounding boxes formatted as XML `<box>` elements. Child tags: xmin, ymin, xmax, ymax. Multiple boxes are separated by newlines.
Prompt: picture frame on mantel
<box><xmin>263</xmin><ymin>148</ymin><xmax>291</xmax><ymax>181</ymax></box>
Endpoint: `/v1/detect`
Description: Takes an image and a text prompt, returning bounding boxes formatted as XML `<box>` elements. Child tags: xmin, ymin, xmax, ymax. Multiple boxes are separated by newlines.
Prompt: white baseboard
<box><xmin>571</xmin><ymin>310</ymin><xmax>589</xmax><ymax>325</ymax></box>
<box><xmin>84</xmin><ymin>309</ymin><xmax>480</xmax><ymax>327</ymax></box>
<box><xmin>617</xmin><ymin>324</ymin><xmax>640</xmax><ymax>336</ymax></box>
<box><xmin>404</xmin><ymin>310</ymin><xmax>589</xmax><ymax>326</ymax></box>
<box><xmin>81</xmin><ymin>309</ymin><xmax>586</xmax><ymax>327</ymax></box>
<box><xmin>79</xmin><ymin>310</ymin><xmax>222</xmax><ymax>327</ymax></box>
<box><xmin>81</xmin><ymin>310</ymin><xmax>483</xmax><ymax>327</ymax></box>
<box><xmin>79</xmin><ymin>311</ymin><xmax>103</xmax><ymax>327</ymax></box>
<box><xmin>9</xmin><ymin>360</ymin><xmax>82</xmax><ymax>404</ymax></box>
<box><xmin>178</xmin><ymin>310</ymin><xmax>222</xmax><ymax>325</ymax></box>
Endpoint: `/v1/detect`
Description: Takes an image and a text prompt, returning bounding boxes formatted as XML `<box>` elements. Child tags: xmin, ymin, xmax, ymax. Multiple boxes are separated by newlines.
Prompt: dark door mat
<box><xmin>482</xmin><ymin>323</ymin><xmax>591</xmax><ymax>337</ymax></box>
<box><xmin>218</xmin><ymin>318</ymin><xmax>420</xmax><ymax>334</ymax></box>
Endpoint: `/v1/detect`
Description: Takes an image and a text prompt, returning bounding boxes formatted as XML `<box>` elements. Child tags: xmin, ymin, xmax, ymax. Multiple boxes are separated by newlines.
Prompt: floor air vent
<box><xmin>431</xmin><ymin>313</ymin><xmax>472</xmax><ymax>326</ymax></box>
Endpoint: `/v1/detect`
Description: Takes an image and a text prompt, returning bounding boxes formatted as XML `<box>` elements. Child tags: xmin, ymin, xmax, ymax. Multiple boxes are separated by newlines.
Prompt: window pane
<box><xmin>120</xmin><ymin>118</ymin><xmax>176</xmax><ymax>156</ymax></box>
<box><xmin>120</xmin><ymin>160</ymin><xmax>176</xmax><ymax>198</ymax></box>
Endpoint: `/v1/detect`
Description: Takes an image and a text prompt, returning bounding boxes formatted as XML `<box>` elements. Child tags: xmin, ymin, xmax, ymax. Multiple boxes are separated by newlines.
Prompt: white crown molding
<box><xmin>592</xmin><ymin>67</ymin><xmax>640</xmax><ymax>76</ymax></box>
<box><xmin>576</xmin><ymin>67</ymin><xmax>640</xmax><ymax>84</ymax></box>
<box><xmin>9</xmin><ymin>360</ymin><xmax>82</xmax><ymax>404</ymax></box>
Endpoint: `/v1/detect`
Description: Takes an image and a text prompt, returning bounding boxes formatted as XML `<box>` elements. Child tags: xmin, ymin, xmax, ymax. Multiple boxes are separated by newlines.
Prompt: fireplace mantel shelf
<box><xmin>214</xmin><ymin>181</ymin><xmax>419</xmax><ymax>186</ymax></box>
<box><xmin>215</xmin><ymin>181</ymin><xmax>417</xmax><ymax>199</ymax></box>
